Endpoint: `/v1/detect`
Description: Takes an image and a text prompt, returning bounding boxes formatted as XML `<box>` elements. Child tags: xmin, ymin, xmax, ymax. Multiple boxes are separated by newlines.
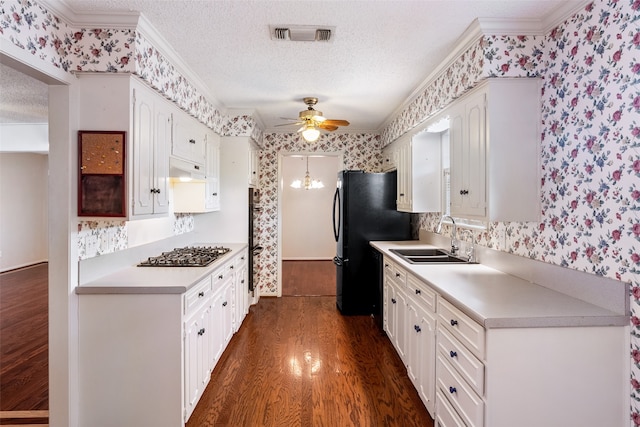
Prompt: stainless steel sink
<box><xmin>389</xmin><ymin>248</ymin><xmax>475</xmax><ymax>264</ymax></box>
<box><xmin>389</xmin><ymin>248</ymin><xmax>449</xmax><ymax>257</ymax></box>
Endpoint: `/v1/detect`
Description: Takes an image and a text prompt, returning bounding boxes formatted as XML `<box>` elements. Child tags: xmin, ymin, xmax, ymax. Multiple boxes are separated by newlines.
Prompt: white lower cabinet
<box><xmin>78</xmin><ymin>249</ymin><xmax>249</xmax><ymax>427</ymax></box>
<box><xmin>383</xmin><ymin>256</ymin><xmax>437</xmax><ymax>417</ymax></box>
<box><xmin>382</xmin><ymin>256</ymin><xmax>626</xmax><ymax>427</ymax></box>
<box><xmin>183</xmin><ymin>283</ymin><xmax>212</xmax><ymax>421</ymax></box>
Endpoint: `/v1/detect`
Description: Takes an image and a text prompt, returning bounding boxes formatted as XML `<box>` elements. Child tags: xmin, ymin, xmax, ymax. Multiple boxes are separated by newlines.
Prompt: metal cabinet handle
<box><xmin>391</xmin><ymin>298</ymin><xmax>397</xmax><ymax>304</ymax></box>
<box><xmin>449</xmin><ymin>350</ymin><xmax>457</xmax><ymax>358</ymax></box>
<box><xmin>449</xmin><ymin>386</ymin><xmax>457</xmax><ymax>394</ymax></box>
<box><xmin>415</xmin><ymin>289</ymin><xmax>421</xmax><ymax>295</ymax></box>
<box><xmin>450</xmin><ymin>319</ymin><xmax>459</xmax><ymax>327</ymax></box>
<box><xmin>222</xmin><ymin>301</ymin><xmax>228</xmax><ymax>307</ymax></box>
<box><xmin>218</xmin><ymin>275</ymin><xmax>223</xmax><ymax>279</ymax></box>
<box><xmin>198</xmin><ymin>291</ymin><xmax>204</xmax><ymax>297</ymax></box>
<box><xmin>414</xmin><ymin>325</ymin><xmax>421</xmax><ymax>333</ymax></box>
<box><xmin>197</xmin><ymin>328</ymin><xmax>205</xmax><ymax>336</ymax></box>
<box><xmin>189</xmin><ymin>139</ymin><xmax>196</xmax><ymax>144</ymax></box>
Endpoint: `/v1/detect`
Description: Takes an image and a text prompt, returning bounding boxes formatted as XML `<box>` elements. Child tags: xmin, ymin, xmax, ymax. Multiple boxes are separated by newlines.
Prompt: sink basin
<box><xmin>405</xmin><ymin>255</ymin><xmax>468</xmax><ymax>264</ymax></box>
<box><xmin>389</xmin><ymin>248</ymin><xmax>449</xmax><ymax>257</ymax></box>
<box><xmin>389</xmin><ymin>248</ymin><xmax>475</xmax><ymax>264</ymax></box>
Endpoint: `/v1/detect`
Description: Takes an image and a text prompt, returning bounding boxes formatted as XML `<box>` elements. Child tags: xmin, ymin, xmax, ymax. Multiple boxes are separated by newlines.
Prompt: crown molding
<box><xmin>38</xmin><ymin>0</ymin><xmax>140</xmax><ymax>28</ymax></box>
<box><xmin>541</xmin><ymin>0</ymin><xmax>590</xmax><ymax>33</ymax></box>
<box><xmin>38</xmin><ymin>0</ymin><xmax>224</xmax><ymax>115</ymax></box>
<box><xmin>378</xmin><ymin>1</ymin><xmax>587</xmax><ymax>134</ymax></box>
<box><xmin>378</xmin><ymin>18</ymin><xmax>484</xmax><ymax>132</ymax></box>
<box><xmin>134</xmin><ymin>14</ymin><xmax>223</xmax><ymax>113</ymax></box>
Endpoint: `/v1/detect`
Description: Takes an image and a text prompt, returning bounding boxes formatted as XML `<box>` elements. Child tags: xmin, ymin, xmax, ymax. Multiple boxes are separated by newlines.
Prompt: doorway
<box><xmin>279</xmin><ymin>153</ymin><xmax>341</xmax><ymax>296</ymax></box>
<box><xmin>0</xmin><ymin>63</ymin><xmax>50</xmax><ymax>424</ymax></box>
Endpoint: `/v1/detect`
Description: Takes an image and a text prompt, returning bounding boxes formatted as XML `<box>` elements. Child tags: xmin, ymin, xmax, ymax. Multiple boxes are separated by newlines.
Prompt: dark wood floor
<box><xmin>0</xmin><ymin>262</ymin><xmax>433</xmax><ymax>427</ymax></box>
<box><xmin>282</xmin><ymin>260</ymin><xmax>335</xmax><ymax>296</ymax></box>
<box><xmin>0</xmin><ymin>263</ymin><xmax>49</xmax><ymax>425</ymax></box>
<box><xmin>186</xmin><ymin>296</ymin><xmax>434</xmax><ymax>427</ymax></box>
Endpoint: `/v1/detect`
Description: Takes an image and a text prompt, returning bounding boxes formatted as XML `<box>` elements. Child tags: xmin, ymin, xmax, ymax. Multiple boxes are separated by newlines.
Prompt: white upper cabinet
<box><xmin>131</xmin><ymin>80</ymin><xmax>172</xmax><ymax>217</ymax></box>
<box><xmin>248</xmin><ymin>145</ymin><xmax>260</xmax><ymax>187</ymax></box>
<box><xmin>204</xmin><ymin>131</ymin><xmax>221</xmax><ymax>211</ymax></box>
<box><xmin>172</xmin><ymin>130</ymin><xmax>221</xmax><ymax>213</ymax></box>
<box><xmin>448</xmin><ymin>78</ymin><xmax>541</xmax><ymax>222</ymax></box>
<box><xmin>391</xmin><ymin>119</ymin><xmax>442</xmax><ymax>213</ymax></box>
<box><xmin>77</xmin><ymin>74</ymin><xmax>172</xmax><ymax>219</ymax></box>
<box><xmin>172</xmin><ymin>110</ymin><xmax>207</xmax><ymax>168</ymax></box>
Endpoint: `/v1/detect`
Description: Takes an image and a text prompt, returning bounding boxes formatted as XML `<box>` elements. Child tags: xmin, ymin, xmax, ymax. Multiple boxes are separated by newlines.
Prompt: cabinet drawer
<box><xmin>407</xmin><ymin>273</ymin><xmax>436</xmax><ymax>312</ymax></box>
<box><xmin>436</xmin><ymin>390</ymin><xmax>468</xmax><ymax>427</ymax></box>
<box><xmin>437</xmin><ymin>354</ymin><xmax>484</xmax><ymax>427</ymax></box>
<box><xmin>184</xmin><ymin>276</ymin><xmax>212</xmax><ymax>315</ymax></box>
<box><xmin>438</xmin><ymin>298</ymin><xmax>485</xmax><ymax>359</ymax></box>
<box><xmin>383</xmin><ymin>257</ymin><xmax>406</xmax><ymax>286</ymax></box>
<box><xmin>438</xmin><ymin>326</ymin><xmax>484</xmax><ymax>395</ymax></box>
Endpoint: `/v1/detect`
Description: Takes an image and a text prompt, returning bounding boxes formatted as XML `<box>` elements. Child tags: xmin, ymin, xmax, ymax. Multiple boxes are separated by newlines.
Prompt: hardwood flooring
<box><xmin>282</xmin><ymin>260</ymin><xmax>335</xmax><ymax>296</ymax></box>
<box><xmin>186</xmin><ymin>296</ymin><xmax>434</xmax><ymax>427</ymax></box>
<box><xmin>0</xmin><ymin>263</ymin><xmax>49</xmax><ymax>425</ymax></box>
<box><xmin>0</xmin><ymin>262</ymin><xmax>433</xmax><ymax>427</ymax></box>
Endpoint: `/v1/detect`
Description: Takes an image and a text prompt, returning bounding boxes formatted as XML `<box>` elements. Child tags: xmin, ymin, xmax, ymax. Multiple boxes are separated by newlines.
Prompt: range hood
<box><xmin>169</xmin><ymin>157</ymin><xmax>205</xmax><ymax>181</ymax></box>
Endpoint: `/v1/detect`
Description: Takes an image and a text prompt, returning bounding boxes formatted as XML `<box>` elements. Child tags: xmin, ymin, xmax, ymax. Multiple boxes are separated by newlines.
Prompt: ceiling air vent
<box><xmin>270</xmin><ymin>25</ymin><xmax>335</xmax><ymax>42</ymax></box>
<box><xmin>273</xmin><ymin>28</ymin><xmax>290</xmax><ymax>40</ymax></box>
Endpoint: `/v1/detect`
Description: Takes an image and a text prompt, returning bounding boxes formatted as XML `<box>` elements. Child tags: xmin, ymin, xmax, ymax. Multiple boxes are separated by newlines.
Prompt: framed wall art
<box><xmin>78</xmin><ymin>130</ymin><xmax>126</xmax><ymax>217</ymax></box>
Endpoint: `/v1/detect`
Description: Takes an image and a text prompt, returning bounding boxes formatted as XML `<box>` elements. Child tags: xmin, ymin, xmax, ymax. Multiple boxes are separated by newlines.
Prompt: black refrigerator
<box><xmin>332</xmin><ymin>170</ymin><xmax>412</xmax><ymax>315</ymax></box>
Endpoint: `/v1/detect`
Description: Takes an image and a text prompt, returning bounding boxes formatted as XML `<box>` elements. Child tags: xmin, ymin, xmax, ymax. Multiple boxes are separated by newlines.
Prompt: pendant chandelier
<box><xmin>290</xmin><ymin>156</ymin><xmax>324</xmax><ymax>190</ymax></box>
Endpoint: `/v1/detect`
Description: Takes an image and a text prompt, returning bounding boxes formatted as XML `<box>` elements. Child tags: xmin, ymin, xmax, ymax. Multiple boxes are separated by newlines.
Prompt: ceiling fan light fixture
<box><xmin>301</xmin><ymin>125</ymin><xmax>320</xmax><ymax>142</ymax></box>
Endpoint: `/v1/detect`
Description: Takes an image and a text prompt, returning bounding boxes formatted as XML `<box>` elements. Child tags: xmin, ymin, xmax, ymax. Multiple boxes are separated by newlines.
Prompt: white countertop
<box><xmin>371</xmin><ymin>240</ymin><xmax>628</xmax><ymax>329</ymax></box>
<box><xmin>76</xmin><ymin>243</ymin><xmax>248</xmax><ymax>295</ymax></box>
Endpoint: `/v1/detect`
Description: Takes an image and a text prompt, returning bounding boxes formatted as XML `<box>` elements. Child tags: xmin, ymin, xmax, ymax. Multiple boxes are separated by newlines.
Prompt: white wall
<box><xmin>281</xmin><ymin>155</ymin><xmax>339</xmax><ymax>260</ymax></box>
<box><xmin>0</xmin><ymin>152</ymin><xmax>48</xmax><ymax>271</ymax></box>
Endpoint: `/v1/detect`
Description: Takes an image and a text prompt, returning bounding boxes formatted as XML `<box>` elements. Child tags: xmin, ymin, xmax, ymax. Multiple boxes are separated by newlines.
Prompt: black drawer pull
<box><xmin>450</xmin><ymin>319</ymin><xmax>459</xmax><ymax>327</ymax></box>
<box><xmin>449</xmin><ymin>350</ymin><xmax>457</xmax><ymax>358</ymax></box>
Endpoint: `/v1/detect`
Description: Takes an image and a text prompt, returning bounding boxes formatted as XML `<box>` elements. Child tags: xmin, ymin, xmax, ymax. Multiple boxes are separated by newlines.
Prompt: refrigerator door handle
<box><xmin>332</xmin><ymin>187</ymin><xmax>340</xmax><ymax>242</ymax></box>
<box><xmin>333</xmin><ymin>256</ymin><xmax>346</xmax><ymax>266</ymax></box>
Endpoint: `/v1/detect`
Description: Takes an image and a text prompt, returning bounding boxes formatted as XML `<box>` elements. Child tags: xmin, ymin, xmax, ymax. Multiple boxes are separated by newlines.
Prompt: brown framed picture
<box><xmin>78</xmin><ymin>130</ymin><xmax>126</xmax><ymax>217</ymax></box>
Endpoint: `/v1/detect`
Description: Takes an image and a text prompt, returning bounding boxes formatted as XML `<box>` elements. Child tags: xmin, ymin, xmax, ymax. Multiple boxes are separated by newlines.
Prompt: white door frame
<box><xmin>276</xmin><ymin>150</ymin><xmax>344</xmax><ymax>297</ymax></box>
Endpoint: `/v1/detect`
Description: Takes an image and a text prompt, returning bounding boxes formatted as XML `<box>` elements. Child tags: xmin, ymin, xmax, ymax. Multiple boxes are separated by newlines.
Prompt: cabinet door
<box><xmin>395</xmin><ymin>288</ymin><xmax>408</xmax><ymax>363</ymax></box>
<box><xmin>384</xmin><ymin>277</ymin><xmax>396</xmax><ymax>341</ymax></box>
<box><xmin>173</xmin><ymin>112</ymin><xmax>206</xmax><ymax>166</ymax></box>
<box><xmin>397</xmin><ymin>140</ymin><xmax>412</xmax><ymax>210</ymax></box>
<box><xmin>205</xmin><ymin>133</ymin><xmax>220</xmax><ymax>211</ymax></box>
<box><xmin>210</xmin><ymin>289</ymin><xmax>225</xmax><ymax>364</ymax></box>
<box><xmin>184</xmin><ymin>307</ymin><xmax>209</xmax><ymax>420</ymax></box>
<box><xmin>153</xmin><ymin>101</ymin><xmax>171</xmax><ymax>214</ymax></box>
<box><xmin>221</xmin><ymin>278</ymin><xmax>235</xmax><ymax>345</ymax></box>
<box><xmin>465</xmin><ymin>92</ymin><xmax>486</xmax><ymax>216</ymax></box>
<box><xmin>132</xmin><ymin>87</ymin><xmax>155</xmax><ymax>216</ymax></box>
<box><xmin>414</xmin><ymin>302</ymin><xmax>437</xmax><ymax>417</ymax></box>
<box><xmin>248</xmin><ymin>148</ymin><xmax>260</xmax><ymax>187</ymax></box>
<box><xmin>449</xmin><ymin>91</ymin><xmax>486</xmax><ymax>218</ymax></box>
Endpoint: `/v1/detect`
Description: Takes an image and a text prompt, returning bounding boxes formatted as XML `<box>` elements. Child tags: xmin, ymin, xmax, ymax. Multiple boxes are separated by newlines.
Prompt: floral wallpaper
<box><xmin>388</xmin><ymin>1</ymin><xmax>638</xmax><ymax>424</ymax></box>
<box><xmin>256</xmin><ymin>132</ymin><xmax>381</xmax><ymax>294</ymax></box>
<box><xmin>3</xmin><ymin>0</ymin><xmax>639</xmax><ymax>423</ymax></box>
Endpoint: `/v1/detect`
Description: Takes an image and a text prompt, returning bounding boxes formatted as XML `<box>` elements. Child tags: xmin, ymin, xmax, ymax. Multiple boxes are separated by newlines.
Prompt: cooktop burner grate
<box><xmin>137</xmin><ymin>246</ymin><xmax>231</xmax><ymax>267</ymax></box>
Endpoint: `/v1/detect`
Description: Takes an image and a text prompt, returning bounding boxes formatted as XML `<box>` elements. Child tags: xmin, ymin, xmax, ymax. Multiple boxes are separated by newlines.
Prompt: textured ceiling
<box><xmin>1</xmin><ymin>1</ymin><xmax>581</xmax><ymax>131</ymax></box>
<box><xmin>0</xmin><ymin>63</ymin><xmax>49</xmax><ymax>123</ymax></box>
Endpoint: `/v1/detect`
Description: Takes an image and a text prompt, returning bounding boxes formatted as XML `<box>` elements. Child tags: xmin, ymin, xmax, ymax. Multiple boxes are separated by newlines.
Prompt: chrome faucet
<box><xmin>437</xmin><ymin>215</ymin><xmax>458</xmax><ymax>255</ymax></box>
<box><xmin>459</xmin><ymin>228</ymin><xmax>476</xmax><ymax>263</ymax></box>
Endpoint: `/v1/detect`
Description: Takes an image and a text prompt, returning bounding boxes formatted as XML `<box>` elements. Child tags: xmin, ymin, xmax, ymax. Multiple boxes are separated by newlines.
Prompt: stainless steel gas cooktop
<box><xmin>137</xmin><ymin>246</ymin><xmax>231</xmax><ymax>267</ymax></box>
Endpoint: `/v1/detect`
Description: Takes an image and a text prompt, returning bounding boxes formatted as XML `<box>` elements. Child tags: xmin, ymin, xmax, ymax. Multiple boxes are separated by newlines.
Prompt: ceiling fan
<box><xmin>275</xmin><ymin>97</ymin><xmax>350</xmax><ymax>142</ymax></box>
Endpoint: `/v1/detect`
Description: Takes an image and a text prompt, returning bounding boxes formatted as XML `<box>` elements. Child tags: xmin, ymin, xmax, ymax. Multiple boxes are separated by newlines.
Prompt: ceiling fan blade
<box><xmin>279</xmin><ymin>117</ymin><xmax>300</xmax><ymax>121</ymax></box>
<box><xmin>274</xmin><ymin>121</ymin><xmax>304</xmax><ymax>127</ymax></box>
<box><xmin>297</xmin><ymin>125</ymin><xmax>307</xmax><ymax>133</ymax></box>
<box><xmin>322</xmin><ymin>119</ymin><xmax>350</xmax><ymax>127</ymax></box>
<box><xmin>318</xmin><ymin>123</ymin><xmax>338</xmax><ymax>131</ymax></box>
